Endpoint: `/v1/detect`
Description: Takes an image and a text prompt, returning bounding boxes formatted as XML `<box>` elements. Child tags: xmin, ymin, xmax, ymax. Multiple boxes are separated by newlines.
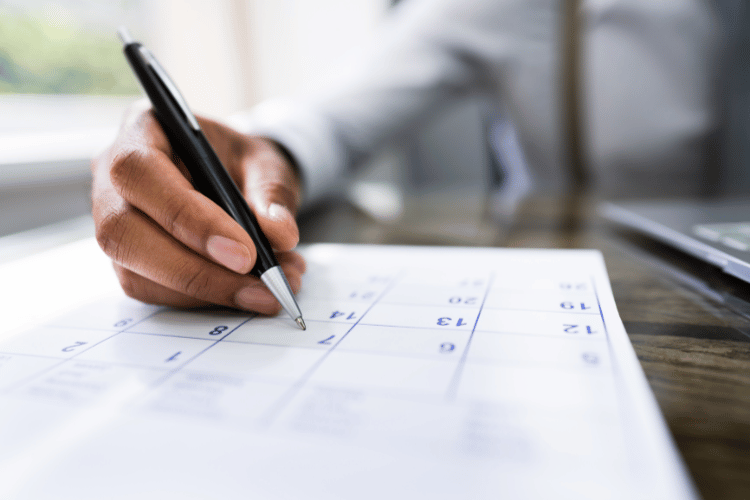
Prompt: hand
<box><xmin>91</xmin><ymin>100</ymin><xmax>305</xmax><ymax>315</ymax></box>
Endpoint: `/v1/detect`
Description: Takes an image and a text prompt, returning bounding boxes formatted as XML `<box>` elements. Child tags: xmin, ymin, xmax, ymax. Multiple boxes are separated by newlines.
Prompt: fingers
<box><xmin>97</xmin><ymin>108</ymin><xmax>262</xmax><ymax>275</ymax></box>
<box><xmin>91</xmin><ymin>103</ymin><xmax>307</xmax><ymax>314</ymax></box>
<box><xmin>95</xmin><ymin>200</ymin><xmax>304</xmax><ymax>315</ymax></box>
<box><xmin>242</xmin><ymin>140</ymin><xmax>303</xmax><ymax>253</ymax></box>
<box><xmin>113</xmin><ymin>254</ymin><xmax>304</xmax><ymax>315</ymax></box>
<box><xmin>107</xmin><ymin>145</ymin><xmax>257</xmax><ymax>274</ymax></box>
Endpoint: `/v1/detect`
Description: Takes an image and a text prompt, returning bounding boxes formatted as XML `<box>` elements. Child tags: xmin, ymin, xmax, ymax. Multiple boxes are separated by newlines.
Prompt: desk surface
<box><xmin>299</xmin><ymin>192</ymin><xmax>750</xmax><ymax>500</ymax></box>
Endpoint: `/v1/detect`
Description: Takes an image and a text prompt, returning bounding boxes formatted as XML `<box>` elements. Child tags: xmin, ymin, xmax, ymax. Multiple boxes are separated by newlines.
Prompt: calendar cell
<box><xmin>336</xmin><ymin>324</ymin><xmax>470</xmax><ymax>360</ymax></box>
<box><xmin>14</xmin><ymin>360</ymin><xmax>163</xmax><ymax>405</ymax></box>
<box><xmin>474</xmin><ymin>309</ymin><xmax>605</xmax><ymax>338</ymax></box>
<box><xmin>296</xmin><ymin>299</ymin><xmax>372</xmax><ymax>324</ymax></box>
<box><xmin>467</xmin><ymin>332</ymin><xmax>610</xmax><ymax>370</ymax></box>
<box><xmin>398</xmin><ymin>270</ymin><xmax>489</xmax><ymax>288</ymax></box>
<box><xmin>127</xmin><ymin>309</ymin><xmax>249</xmax><ymax>340</ymax></box>
<box><xmin>456</xmin><ymin>364</ymin><xmax>618</xmax><ymax>411</ymax></box>
<box><xmin>302</xmin><ymin>266</ymin><xmax>396</xmax><ymax>290</ymax></box>
<box><xmin>50</xmin><ymin>297</ymin><xmax>160</xmax><ymax>332</ymax></box>
<box><xmin>380</xmin><ymin>284</ymin><xmax>485</xmax><ymax>308</ymax></box>
<box><xmin>76</xmin><ymin>332</ymin><xmax>212</xmax><ymax>368</ymax></box>
<box><xmin>0</xmin><ymin>353</ymin><xmax>60</xmax><ymax>391</ymax></box>
<box><xmin>226</xmin><ymin>318</ymin><xmax>351</xmax><ymax>349</ymax></box>
<box><xmin>491</xmin><ymin>275</ymin><xmax>593</xmax><ymax>294</ymax></box>
<box><xmin>278</xmin><ymin>386</ymin><xmax>465</xmax><ymax>446</ymax></box>
<box><xmin>0</xmin><ymin>326</ymin><xmax>113</xmax><ymax>359</ymax></box>
<box><xmin>296</xmin><ymin>280</ymin><xmax>386</xmax><ymax>303</ymax></box>
<box><xmin>360</xmin><ymin>303</ymin><xmax>480</xmax><ymax>330</ymax></box>
<box><xmin>307</xmin><ymin>351</ymin><xmax>457</xmax><ymax>396</ymax></box>
<box><xmin>143</xmin><ymin>372</ymin><xmax>289</xmax><ymax>422</ymax></box>
<box><xmin>185</xmin><ymin>342</ymin><xmax>326</xmax><ymax>382</ymax></box>
<box><xmin>483</xmin><ymin>290</ymin><xmax>600</xmax><ymax>315</ymax></box>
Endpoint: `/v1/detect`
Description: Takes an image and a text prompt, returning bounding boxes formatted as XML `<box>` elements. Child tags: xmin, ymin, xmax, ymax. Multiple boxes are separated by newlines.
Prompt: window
<box><xmin>0</xmin><ymin>1</ymin><xmax>142</xmax><ymax>96</ymax></box>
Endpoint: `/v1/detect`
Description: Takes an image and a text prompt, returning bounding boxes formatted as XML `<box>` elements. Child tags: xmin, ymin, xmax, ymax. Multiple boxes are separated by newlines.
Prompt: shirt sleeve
<box><xmin>229</xmin><ymin>0</ymin><xmax>512</xmax><ymax>203</ymax></box>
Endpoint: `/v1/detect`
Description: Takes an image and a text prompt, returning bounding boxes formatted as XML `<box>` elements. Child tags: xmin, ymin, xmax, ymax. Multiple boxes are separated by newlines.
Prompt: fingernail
<box><xmin>235</xmin><ymin>286</ymin><xmax>278</xmax><ymax>310</ymax></box>
<box><xmin>206</xmin><ymin>235</ymin><xmax>250</xmax><ymax>274</ymax></box>
<box><xmin>267</xmin><ymin>203</ymin><xmax>289</xmax><ymax>221</ymax></box>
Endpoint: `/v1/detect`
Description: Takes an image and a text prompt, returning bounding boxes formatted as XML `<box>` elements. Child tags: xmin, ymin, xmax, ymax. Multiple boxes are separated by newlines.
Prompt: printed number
<box><xmin>563</xmin><ymin>324</ymin><xmax>597</xmax><ymax>335</ymax></box>
<box><xmin>349</xmin><ymin>291</ymin><xmax>376</xmax><ymax>300</ymax></box>
<box><xmin>440</xmin><ymin>342</ymin><xmax>455</xmax><ymax>353</ymax></box>
<box><xmin>318</xmin><ymin>335</ymin><xmax>335</xmax><ymax>345</ymax></box>
<box><xmin>166</xmin><ymin>351</ymin><xmax>181</xmax><ymax>362</ymax></box>
<box><xmin>209</xmin><ymin>326</ymin><xmax>229</xmax><ymax>336</ymax></box>
<box><xmin>449</xmin><ymin>297</ymin><xmax>478</xmax><ymax>305</ymax></box>
<box><xmin>560</xmin><ymin>302</ymin><xmax>593</xmax><ymax>311</ymax></box>
<box><xmin>459</xmin><ymin>279</ymin><xmax>485</xmax><ymax>287</ymax></box>
<box><xmin>560</xmin><ymin>282</ymin><xmax>588</xmax><ymax>291</ymax></box>
<box><xmin>330</xmin><ymin>311</ymin><xmax>358</xmax><ymax>320</ymax></box>
<box><xmin>62</xmin><ymin>341</ymin><xmax>87</xmax><ymax>352</ymax></box>
<box><xmin>437</xmin><ymin>317</ymin><xmax>468</xmax><ymax>327</ymax></box>
<box><xmin>582</xmin><ymin>352</ymin><xmax>599</xmax><ymax>365</ymax></box>
<box><xmin>113</xmin><ymin>318</ymin><xmax>133</xmax><ymax>328</ymax></box>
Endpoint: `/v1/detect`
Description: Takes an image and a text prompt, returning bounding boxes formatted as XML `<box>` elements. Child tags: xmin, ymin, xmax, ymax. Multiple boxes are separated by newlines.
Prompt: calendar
<box><xmin>0</xmin><ymin>242</ymin><xmax>696</xmax><ymax>499</ymax></box>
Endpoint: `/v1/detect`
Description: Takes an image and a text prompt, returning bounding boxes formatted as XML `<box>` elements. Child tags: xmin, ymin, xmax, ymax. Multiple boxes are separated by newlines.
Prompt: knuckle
<box><xmin>161</xmin><ymin>193</ymin><xmax>194</xmax><ymax>240</ymax></box>
<box><xmin>117</xmin><ymin>270</ymin><xmax>141</xmax><ymax>300</ymax></box>
<box><xmin>95</xmin><ymin>207</ymin><xmax>132</xmax><ymax>263</ymax></box>
<box><xmin>109</xmin><ymin>148</ymin><xmax>149</xmax><ymax>199</ymax></box>
<box><xmin>179</xmin><ymin>264</ymin><xmax>215</xmax><ymax>299</ymax></box>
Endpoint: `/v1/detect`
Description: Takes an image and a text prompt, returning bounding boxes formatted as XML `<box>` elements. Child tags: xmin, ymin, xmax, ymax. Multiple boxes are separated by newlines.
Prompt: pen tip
<box><xmin>296</xmin><ymin>317</ymin><xmax>306</xmax><ymax>331</ymax></box>
<box><xmin>117</xmin><ymin>26</ymin><xmax>134</xmax><ymax>45</ymax></box>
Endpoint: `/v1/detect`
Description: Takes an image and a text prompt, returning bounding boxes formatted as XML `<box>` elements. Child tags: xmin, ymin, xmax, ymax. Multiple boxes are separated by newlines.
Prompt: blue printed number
<box><xmin>582</xmin><ymin>352</ymin><xmax>599</xmax><ymax>365</ymax></box>
<box><xmin>349</xmin><ymin>291</ymin><xmax>375</xmax><ymax>300</ymax></box>
<box><xmin>560</xmin><ymin>302</ymin><xmax>593</xmax><ymax>311</ymax></box>
<box><xmin>459</xmin><ymin>279</ymin><xmax>485</xmax><ymax>287</ymax></box>
<box><xmin>437</xmin><ymin>317</ymin><xmax>468</xmax><ymax>327</ymax></box>
<box><xmin>331</xmin><ymin>311</ymin><xmax>357</xmax><ymax>320</ymax></box>
<box><xmin>449</xmin><ymin>297</ymin><xmax>478</xmax><ymax>305</ymax></box>
<box><xmin>166</xmin><ymin>351</ymin><xmax>181</xmax><ymax>362</ymax></box>
<box><xmin>62</xmin><ymin>341</ymin><xmax>87</xmax><ymax>352</ymax></box>
<box><xmin>113</xmin><ymin>318</ymin><xmax>133</xmax><ymax>328</ymax></box>
<box><xmin>563</xmin><ymin>324</ymin><xmax>597</xmax><ymax>334</ymax></box>
<box><xmin>440</xmin><ymin>342</ymin><xmax>455</xmax><ymax>353</ymax></box>
<box><xmin>560</xmin><ymin>282</ymin><xmax>588</xmax><ymax>291</ymax></box>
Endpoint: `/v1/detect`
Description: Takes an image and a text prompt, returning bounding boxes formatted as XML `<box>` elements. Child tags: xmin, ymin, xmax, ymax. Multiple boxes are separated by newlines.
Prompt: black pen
<box><xmin>118</xmin><ymin>27</ymin><xmax>306</xmax><ymax>330</ymax></box>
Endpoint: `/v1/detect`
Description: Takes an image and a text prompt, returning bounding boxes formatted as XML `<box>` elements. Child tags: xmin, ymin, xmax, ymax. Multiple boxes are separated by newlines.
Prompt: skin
<box><xmin>91</xmin><ymin>100</ymin><xmax>306</xmax><ymax>315</ymax></box>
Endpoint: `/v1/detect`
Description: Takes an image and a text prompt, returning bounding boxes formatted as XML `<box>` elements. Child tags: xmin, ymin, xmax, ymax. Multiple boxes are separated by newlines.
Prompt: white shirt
<box><xmin>232</xmin><ymin>0</ymin><xmax>720</xmax><ymax>203</ymax></box>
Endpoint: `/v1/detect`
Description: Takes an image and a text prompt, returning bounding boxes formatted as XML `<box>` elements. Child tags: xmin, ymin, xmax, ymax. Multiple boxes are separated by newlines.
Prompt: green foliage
<box><xmin>0</xmin><ymin>8</ymin><xmax>139</xmax><ymax>95</ymax></box>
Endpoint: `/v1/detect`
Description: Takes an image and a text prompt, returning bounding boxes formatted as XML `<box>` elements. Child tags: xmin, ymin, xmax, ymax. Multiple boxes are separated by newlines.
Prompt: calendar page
<box><xmin>0</xmin><ymin>241</ymin><xmax>696</xmax><ymax>499</ymax></box>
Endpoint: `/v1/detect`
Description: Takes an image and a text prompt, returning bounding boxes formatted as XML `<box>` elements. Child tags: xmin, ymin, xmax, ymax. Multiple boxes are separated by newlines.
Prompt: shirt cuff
<box><xmin>228</xmin><ymin>99</ymin><xmax>347</xmax><ymax>205</ymax></box>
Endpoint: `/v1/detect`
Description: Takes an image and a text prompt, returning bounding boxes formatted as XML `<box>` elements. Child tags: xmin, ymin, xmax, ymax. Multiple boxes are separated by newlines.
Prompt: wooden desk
<box><xmin>299</xmin><ymin>192</ymin><xmax>750</xmax><ymax>500</ymax></box>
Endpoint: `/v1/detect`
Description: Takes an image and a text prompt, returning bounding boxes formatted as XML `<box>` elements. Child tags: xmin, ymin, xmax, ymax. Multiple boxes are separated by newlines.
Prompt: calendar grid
<box><xmin>1</xmin><ymin>308</ymin><xmax>164</xmax><ymax>394</ymax></box>
<box><xmin>258</xmin><ymin>270</ymin><xmax>406</xmax><ymax>425</ymax></box>
<box><xmin>444</xmin><ymin>272</ymin><xmax>495</xmax><ymax>401</ymax></box>
<box><xmin>146</xmin><ymin>315</ymin><xmax>256</xmax><ymax>388</ymax></box>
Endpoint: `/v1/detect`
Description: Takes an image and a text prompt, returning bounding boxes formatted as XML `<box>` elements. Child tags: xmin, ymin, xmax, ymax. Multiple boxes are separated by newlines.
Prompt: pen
<box><xmin>117</xmin><ymin>27</ymin><xmax>306</xmax><ymax>330</ymax></box>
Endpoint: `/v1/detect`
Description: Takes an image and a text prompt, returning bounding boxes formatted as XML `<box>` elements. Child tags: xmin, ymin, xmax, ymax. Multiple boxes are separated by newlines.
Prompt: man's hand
<box><xmin>91</xmin><ymin>101</ymin><xmax>305</xmax><ymax>315</ymax></box>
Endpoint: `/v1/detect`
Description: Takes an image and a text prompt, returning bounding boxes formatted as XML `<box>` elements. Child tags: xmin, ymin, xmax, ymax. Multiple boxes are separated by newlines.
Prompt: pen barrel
<box><xmin>123</xmin><ymin>43</ymin><xmax>278</xmax><ymax>276</ymax></box>
<box><xmin>172</xmin><ymin>134</ymin><xmax>278</xmax><ymax>276</ymax></box>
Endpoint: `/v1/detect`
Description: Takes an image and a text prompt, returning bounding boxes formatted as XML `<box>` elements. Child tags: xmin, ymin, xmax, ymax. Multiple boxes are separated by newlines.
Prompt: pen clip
<box><xmin>139</xmin><ymin>46</ymin><xmax>201</xmax><ymax>132</ymax></box>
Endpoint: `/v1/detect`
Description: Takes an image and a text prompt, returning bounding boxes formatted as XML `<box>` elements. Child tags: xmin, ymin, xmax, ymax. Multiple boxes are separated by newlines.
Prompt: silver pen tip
<box><xmin>295</xmin><ymin>317</ymin><xmax>306</xmax><ymax>331</ymax></box>
<box><xmin>117</xmin><ymin>26</ymin><xmax>134</xmax><ymax>45</ymax></box>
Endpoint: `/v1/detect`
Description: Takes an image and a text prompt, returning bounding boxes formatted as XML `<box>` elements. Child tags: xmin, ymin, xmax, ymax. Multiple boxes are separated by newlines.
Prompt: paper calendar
<box><xmin>0</xmin><ymin>241</ymin><xmax>696</xmax><ymax>499</ymax></box>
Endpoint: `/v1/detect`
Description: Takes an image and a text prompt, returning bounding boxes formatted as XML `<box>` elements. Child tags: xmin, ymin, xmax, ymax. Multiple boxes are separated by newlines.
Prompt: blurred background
<box><xmin>3</xmin><ymin>0</ymin><xmax>747</xmax><ymax>243</ymax></box>
<box><xmin>1</xmin><ymin>0</ymin><xmax>434</xmax><ymax>237</ymax></box>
